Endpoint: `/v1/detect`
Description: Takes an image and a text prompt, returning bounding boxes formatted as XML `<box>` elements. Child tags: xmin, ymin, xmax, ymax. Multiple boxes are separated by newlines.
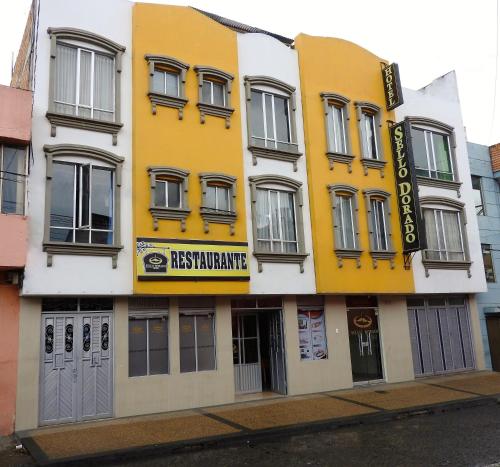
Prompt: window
<box><xmin>202</xmin><ymin>80</ymin><xmax>225</xmax><ymax>106</ymax></box>
<box><xmin>47</xmin><ymin>28</ymin><xmax>125</xmax><ymax>144</ymax></box>
<box><xmin>482</xmin><ymin>244</ymin><xmax>496</xmax><ymax>282</ymax></box>
<box><xmin>199</xmin><ymin>173</ymin><xmax>237</xmax><ymax>234</ymax></box>
<box><xmin>355</xmin><ymin>102</ymin><xmax>385</xmax><ymax>176</ymax></box>
<box><xmin>419</xmin><ymin>196</ymin><xmax>471</xmax><ymax>277</ymax></box>
<box><xmin>321</xmin><ymin>93</ymin><xmax>353</xmax><ymax>171</ymax></box>
<box><xmin>363</xmin><ymin>189</ymin><xmax>394</xmax><ymax>268</ymax></box>
<box><xmin>178</xmin><ymin>297</ymin><xmax>216</xmax><ymax>373</ymax></box>
<box><xmin>43</xmin><ymin>144</ymin><xmax>124</xmax><ymax>267</ymax></box>
<box><xmin>146</xmin><ymin>54</ymin><xmax>189</xmax><ymax>118</ymax></box>
<box><xmin>148</xmin><ymin>167</ymin><xmax>190</xmax><ymax>231</ymax></box>
<box><xmin>244</xmin><ymin>76</ymin><xmax>301</xmax><ymax>170</ymax></box>
<box><xmin>128</xmin><ymin>298</ymin><xmax>169</xmax><ymax>377</ymax></box>
<box><xmin>472</xmin><ymin>176</ymin><xmax>485</xmax><ymax>215</ymax></box>
<box><xmin>0</xmin><ymin>144</ymin><xmax>27</xmax><ymax>215</ymax></box>
<box><xmin>297</xmin><ymin>296</ymin><xmax>327</xmax><ymax>361</ymax></box>
<box><xmin>249</xmin><ymin>175</ymin><xmax>308</xmax><ymax>272</ymax></box>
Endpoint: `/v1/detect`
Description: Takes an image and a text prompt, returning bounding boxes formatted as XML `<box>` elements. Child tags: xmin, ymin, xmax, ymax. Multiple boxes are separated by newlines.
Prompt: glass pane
<box><xmin>91</xmin><ymin>230</ymin><xmax>112</xmax><ymax>244</ymax></box>
<box><xmin>80</xmin><ymin>297</ymin><xmax>113</xmax><ymax>310</ymax></box>
<box><xmin>342</xmin><ymin>196</ymin><xmax>355</xmax><ymax>249</ymax></box>
<box><xmin>50</xmin><ymin>228</ymin><xmax>73</xmax><ymax>242</ymax></box>
<box><xmin>91</xmin><ymin>167</ymin><xmax>113</xmax><ymax>232</ymax></box>
<box><xmin>54</xmin><ymin>44</ymin><xmax>77</xmax><ymax>112</ymax></box>
<box><xmin>377</xmin><ymin>201</ymin><xmax>387</xmax><ymax>250</ymax></box>
<box><xmin>232</xmin><ymin>338</ymin><xmax>239</xmax><ymax>364</ymax></box>
<box><xmin>196</xmin><ymin>315</ymin><xmax>215</xmax><ymax>371</ymax></box>
<box><xmin>75</xmin><ymin>229</ymin><xmax>90</xmax><ymax>243</ymax></box>
<box><xmin>411</xmin><ymin>128</ymin><xmax>428</xmax><ymax>173</ymax></box>
<box><xmin>280</xmin><ymin>191</ymin><xmax>296</xmax><ymax>242</ymax></box>
<box><xmin>42</xmin><ymin>297</ymin><xmax>78</xmax><ymax>311</ymax></box>
<box><xmin>334</xmin><ymin>195</ymin><xmax>343</xmax><ymax>248</ymax></box>
<box><xmin>205</xmin><ymin>185</ymin><xmax>216</xmax><ymax>209</ymax></box>
<box><xmin>94</xmin><ymin>53</ymin><xmax>114</xmax><ymax>118</ymax></box>
<box><xmin>242</xmin><ymin>315</ymin><xmax>257</xmax><ymax>338</ymax></box>
<box><xmin>129</xmin><ymin>319</ymin><xmax>147</xmax><ymax>377</ymax></box>
<box><xmin>202</xmin><ymin>80</ymin><xmax>211</xmax><ymax>103</ymax></box>
<box><xmin>256</xmin><ymin>189</ymin><xmax>270</xmax><ymax>242</ymax></box>
<box><xmin>443</xmin><ymin>211</ymin><xmax>464</xmax><ymax>260</ymax></box>
<box><xmin>167</xmin><ymin>181</ymin><xmax>181</xmax><ymax>208</ymax></box>
<box><xmin>155</xmin><ymin>181</ymin><xmax>166</xmax><ymax>207</ymax></box>
<box><xmin>152</xmin><ymin>70</ymin><xmax>165</xmax><ymax>94</ymax></box>
<box><xmin>149</xmin><ymin>318</ymin><xmax>169</xmax><ymax>375</ymax></box>
<box><xmin>270</xmin><ymin>191</ymin><xmax>280</xmax><ymax>245</ymax></box>
<box><xmin>165</xmin><ymin>72</ymin><xmax>179</xmax><ymax>96</ymax></box>
<box><xmin>433</xmin><ymin>133</ymin><xmax>452</xmax><ymax>180</ymax></box>
<box><xmin>197</xmin><ymin>345</ymin><xmax>216</xmax><ymax>371</ymax></box>
<box><xmin>274</xmin><ymin>95</ymin><xmax>290</xmax><ymax>143</ymax></box>
<box><xmin>265</xmin><ymin>94</ymin><xmax>275</xmax><ymax>142</ymax></box>
<box><xmin>365</xmin><ymin>113</ymin><xmax>377</xmax><ymax>159</ymax></box>
<box><xmin>1</xmin><ymin>146</ymin><xmax>25</xmax><ymax>214</ymax></box>
<box><xmin>179</xmin><ymin>315</ymin><xmax>196</xmax><ymax>373</ymax></box>
<box><xmin>51</xmin><ymin>163</ymin><xmax>75</xmax><ymax>228</ymax></box>
<box><xmin>213</xmin><ymin>82</ymin><xmax>225</xmax><ymax>106</ymax></box>
<box><xmin>251</xmin><ymin>91</ymin><xmax>265</xmax><ymax>139</ymax></box>
<box><xmin>243</xmin><ymin>338</ymin><xmax>259</xmax><ymax>364</ymax></box>
<box><xmin>218</xmin><ymin>187</ymin><xmax>230</xmax><ymax>212</ymax></box>
<box><xmin>79</xmin><ymin>50</ymin><xmax>92</xmax><ymax>107</ymax></box>
<box><xmin>330</xmin><ymin>106</ymin><xmax>345</xmax><ymax>153</ymax></box>
<box><xmin>424</xmin><ymin>209</ymin><xmax>439</xmax><ymax>258</ymax></box>
<box><xmin>471</xmin><ymin>176</ymin><xmax>484</xmax><ymax>215</ymax></box>
<box><xmin>80</xmin><ymin>165</ymin><xmax>90</xmax><ymax>227</ymax></box>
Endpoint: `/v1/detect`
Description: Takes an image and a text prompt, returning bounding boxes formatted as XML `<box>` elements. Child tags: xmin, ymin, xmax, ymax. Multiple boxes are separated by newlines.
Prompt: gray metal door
<box><xmin>269</xmin><ymin>310</ymin><xmax>287</xmax><ymax>395</ymax></box>
<box><xmin>40</xmin><ymin>313</ymin><xmax>113</xmax><ymax>425</ymax></box>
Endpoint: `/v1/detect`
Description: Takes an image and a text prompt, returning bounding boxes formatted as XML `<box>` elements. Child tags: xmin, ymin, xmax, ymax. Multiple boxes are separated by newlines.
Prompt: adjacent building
<box><xmin>8</xmin><ymin>0</ymin><xmax>488</xmax><ymax>433</ymax></box>
<box><xmin>468</xmin><ymin>141</ymin><xmax>500</xmax><ymax>371</ymax></box>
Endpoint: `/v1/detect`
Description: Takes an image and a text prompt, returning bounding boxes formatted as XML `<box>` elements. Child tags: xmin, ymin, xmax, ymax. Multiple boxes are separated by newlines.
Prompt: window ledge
<box><xmin>334</xmin><ymin>248</ymin><xmax>363</xmax><ymax>268</ymax></box>
<box><xmin>422</xmin><ymin>258</ymin><xmax>472</xmax><ymax>278</ymax></box>
<box><xmin>46</xmin><ymin>111</ymin><xmax>123</xmax><ymax>146</ymax></box>
<box><xmin>253</xmin><ymin>251</ymin><xmax>309</xmax><ymax>273</ymax></box>
<box><xmin>369</xmin><ymin>250</ymin><xmax>396</xmax><ymax>269</ymax></box>
<box><xmin>248</xmin><ymin>145</ymin><xmax>303</xmax><ymax>171</ymax></box>
<box><xmin>360</xmin><ymin>157</ymin><xmax>387</xmax><ymax>178</ymax></box>
<box><xmin>43</xmin><ymin>241</ymin><xmax>123</xmax><ymax>268</ymax></box>
<box><xmin>147</xmin><ymin>92</ymin><xmax>188</xmax><ymax>119</ymax></box>
<box><xmin>416</xmin><ymin>176</ymin><xmax>462</xmax><ymax>197</ymax></box>
<box><xmin>326</xmin><ymin>152</ymin><xmax>355</xmax><ymax>172</ymax></box>
<box><xmin>197</xmin><ymin>102</ymin><xmax>234</xmax><ymax>128</ymax></box>
<box><xmin>200</xmin><ymin>207</ymin><xmax>237</xmax><ymax>235</ymax></box>
<box><xmin>150</xmin><ymin>206</ymin><xmax>191</xmax><ymax>232</ymax></box>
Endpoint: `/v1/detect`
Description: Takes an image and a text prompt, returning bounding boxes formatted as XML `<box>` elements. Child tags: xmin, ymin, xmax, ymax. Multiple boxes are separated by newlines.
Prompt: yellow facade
<box><xmin>295</xmin><ymin>34</ymin><xmax>415</xmax><ymax>294</ymax></box>
<box><xmin>132</xmin><ymin>4</ymin><xmax>248</xmax><ymax>294</ymax></box>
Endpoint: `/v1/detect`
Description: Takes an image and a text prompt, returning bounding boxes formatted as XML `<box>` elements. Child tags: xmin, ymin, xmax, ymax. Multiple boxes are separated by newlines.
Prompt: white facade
<box><xmin>396</xmin><ymin>71</ymin><xmax>487</xmax><ymax>295</ymax></box>
<box><xmin>23</xmin><ymin>0</ymin><xmax>133</xmax><ymax>295</ymax></box>
<box><xmin>237</xmin><ymin>33</ymin><xmax>316</xmax><ymax>295</ymax></box>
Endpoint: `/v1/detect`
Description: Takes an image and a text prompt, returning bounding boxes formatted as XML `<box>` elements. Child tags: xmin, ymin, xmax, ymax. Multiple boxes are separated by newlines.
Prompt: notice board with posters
<box><xmin>298</xmin><ymin>309</ymin><xmax>328</xmax><ymax>361</ymax></box>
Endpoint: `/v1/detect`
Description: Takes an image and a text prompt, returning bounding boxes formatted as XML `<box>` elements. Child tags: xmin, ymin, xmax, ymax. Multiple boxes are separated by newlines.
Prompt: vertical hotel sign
<box><xmin>382</xmin><ymin>63</ymin><xmax>404</xmax><ymax>110</ymax></box>
<box><xmin>390</xmin><ymin>120</ymin><xmax>426</xmax><ymax>253</ymax></box>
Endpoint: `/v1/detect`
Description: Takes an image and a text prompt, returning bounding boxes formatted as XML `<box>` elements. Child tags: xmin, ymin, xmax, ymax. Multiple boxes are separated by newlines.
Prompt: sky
<box><xmin>0</xmin><ymin>0</ymin><xmax>498</xmax><ymax>145</ymax></box>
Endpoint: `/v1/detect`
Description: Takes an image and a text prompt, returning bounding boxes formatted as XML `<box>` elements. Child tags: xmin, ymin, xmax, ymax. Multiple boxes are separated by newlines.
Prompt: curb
<box><xmin>20</xmin><ymin>394</ymin><xmax>500</xmax><ymax>466</ymax></box>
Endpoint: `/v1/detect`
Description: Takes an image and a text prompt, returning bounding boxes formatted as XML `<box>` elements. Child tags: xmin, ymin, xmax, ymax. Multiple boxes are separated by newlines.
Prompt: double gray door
<box><xmin>40</xmin><ymin>313</ymin><xmax>113</xmax><ymax>425</ymax></box>
<box><xmin>408</xmin><ymin>298</ymin><xmax>475</xmax><ymax>376</ymax></box>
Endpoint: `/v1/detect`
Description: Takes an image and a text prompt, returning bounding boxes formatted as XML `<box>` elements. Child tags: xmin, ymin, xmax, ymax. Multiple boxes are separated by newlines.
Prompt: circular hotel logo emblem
<box><xmin>143</xmin><ymin>252</ymin><xmax>168</xmax><ymax>273</ymax></box>
<box><xmin>353</xmin><ymin>314</ymin><xmax>373</xmax><ymax>329</ymax></box>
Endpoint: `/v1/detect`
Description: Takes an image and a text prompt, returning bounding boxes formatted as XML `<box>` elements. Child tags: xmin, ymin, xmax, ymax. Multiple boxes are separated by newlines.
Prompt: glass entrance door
<box><xmin>347</xmin><ymin>308</ymin><xmax>383</xmax><ymax>382</ymax></box>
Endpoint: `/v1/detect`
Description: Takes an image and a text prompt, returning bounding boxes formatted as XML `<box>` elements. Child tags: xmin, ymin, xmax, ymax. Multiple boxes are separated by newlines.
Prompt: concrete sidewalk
<box><xmin>17</xmin><ymin>371</ymin><xmax>500</xmax><ymax>466</ymax></box>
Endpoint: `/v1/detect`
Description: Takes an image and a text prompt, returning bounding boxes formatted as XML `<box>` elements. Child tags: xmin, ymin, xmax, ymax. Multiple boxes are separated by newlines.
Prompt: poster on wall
<box><xmin>298</xmin><ymin>310</ymin><xmax>328</xmax><ymax>361</ymax></box>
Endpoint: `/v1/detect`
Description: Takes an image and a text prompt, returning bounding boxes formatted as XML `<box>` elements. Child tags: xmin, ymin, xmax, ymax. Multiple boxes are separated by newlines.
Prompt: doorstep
<box><xmin>18</xmin><ymin>371</ymin><xmax>500</xmax><ymax>466</ymax></box>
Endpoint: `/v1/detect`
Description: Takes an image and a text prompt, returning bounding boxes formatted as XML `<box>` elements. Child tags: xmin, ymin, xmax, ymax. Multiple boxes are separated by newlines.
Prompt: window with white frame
<box><xmin>370</xmin><ymin>199</ymin><xmax>389</xmax><ymax>251</ymax></box>
<box><xmin>206</xmin><ymin>184</ymin><xmax>230</xmax><ymax>212</ymax></box>
<box><xmin>154</xmin><ymin>177</ymin><xmax>181</xmax><ymax>209</ymax></box>
<box><xmin>360</xmin><ymin>111</ymin><xmax>379</xmax><ymax>160</ymax></box>
<box><xmin>49</xmin><ymin>161</ymin><xmax>114</xmax><ymax>245</ymax></box>
<box><xmin>335</xmin><ymin>194</ymin><xmax>357</xmax><ymax>250</ymax></box>
<box><xmin>179</xmin><ymin>313</ymin><xmax>216</xmax><ymax>373</ymax></box>
<box><xmin>202</xmin><ymin>79</ymin><xmax>225</xmax><ymax>107</ymax></box>
<box><xmin>0</xmin><ymin>144</ymin><xmax>27</xmax><ymax>215</ymax></box>
<box><xmin>328</xmin><ymin>103</ymin><xmax>348</xmax><ymax>154</ymax></box>
<box><xmin>54</xmin><ymin>43</ymin><xmax>115</xmax><ymax>122</ymax></box>
<box><xmin>255</xmin><ymin>188</ymin><xmax>298</xmax><ymax>254</ymax></box>
<box><xmin>152</xmin><ymin>67</ymin><xmax>180</xmax><ymax>97</ymax></box>
<box><xmin>411</xmin><ymin>127</ymin><xmax>454</xmax><ymax>181</ymax></box>
<box><xmin>423</xmin><ymin>208</ymin><xmax>465</xmax><ymax>261</ymax></box>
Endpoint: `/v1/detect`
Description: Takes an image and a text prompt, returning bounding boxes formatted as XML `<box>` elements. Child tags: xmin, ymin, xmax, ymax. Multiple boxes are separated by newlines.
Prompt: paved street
<box><xmin>114</xmin><ymin>404</ymin><xmax>500</xmax><ymax>467</ymax></box>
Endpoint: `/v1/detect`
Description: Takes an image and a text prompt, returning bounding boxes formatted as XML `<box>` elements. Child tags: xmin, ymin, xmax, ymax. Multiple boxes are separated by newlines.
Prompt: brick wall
<box><xmin>10</xmin><ymin>2</ymin><xmax>34</xmax><ymax>91</ymax></box>
<box><xmin>490</xmin><ymin>143</ymin><xmax>500</xmax><ymax>174</ymax></box>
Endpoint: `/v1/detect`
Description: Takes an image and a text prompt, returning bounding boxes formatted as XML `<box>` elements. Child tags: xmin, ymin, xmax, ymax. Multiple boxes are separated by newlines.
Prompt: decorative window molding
<box><xmin>46</xmin><ymin>27</ymin><xmax>125</xmax><ymax>145</ymax></box>
<box><xmin>419</xmin><ymin>195</ymin><xmax>471</xmax><ymax>278</ymax></box>
<box><xmin>407</xmin><ymin>116</ymin><xmax>461</xmax><ymax>196</ymax></box>
<box><xmin>199</xmin><ymin>172</ymin><xmax>237</xmax><ymax>235</ymax></box>
<box><xmin>43</xmin><ymin>144</ymin><xmax>124</xmax><ymax>268</ymax></box>
<box><xmin>145</xmin><ymin>54</ymin><xmax>189</xmax><ymax>118</ymax></box>
<box><xmin>148</xmin><ymin>166</ymin><xmax>190</xmax><ymax>231</ymax></box>
<box><xmin>328</xmin><ymin>184</ymin><xmax>362</xmax><ymax>268</ymax></box>
<box><xmin>321</xmin><ymin>93</ymin><xmax>354</xmax><ymax>172</ymax></box>
<box><xmin>354</xmin><ymin>101</ymin><xmax>386</xmax><ymax>177</ymax></box>
<box><xmin>244</xmin><ymin>75</ymin><xmax>302</xmax><ymax>171</ymax></box>
<box><xmin>194</xmin><ymin>66</ymin><xmax>234</xmax><ymax>128</ymax></box>
<box><xmin>362</xmin><ymin>188</ymin><xmax>395</xmax><ymax>269</ymax></box>
<box><xmin>249</xmin><ymin>174</ymin><xmax>308</xmax><ymax>272</ymax></box>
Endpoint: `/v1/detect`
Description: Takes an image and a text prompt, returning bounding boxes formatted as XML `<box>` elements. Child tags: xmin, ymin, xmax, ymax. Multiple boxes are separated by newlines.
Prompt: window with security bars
<box><xmin>255</xmin><ymin>188</ymin><xmax>297</xmax><ymax>253</ymax></box>
<box><xmin>423</xmin><ymin>208</ymin><xmax>465</xmax><ymax>261</ymax></box>
<box><xmin>54</xmin><ymin>43</ymin><xmax>115</xmax><ymax>121</ymax></box>
<box><xmin>0</xmin><ymin>144</ymin><xmax>26</xmax><ymax>215</ymax></box>
<box><xmin>370</xmin><ymin>199</ymin><xmax>388</xmax><ymax>251</ymax></box>
<box><xmin>334</xmin><ymin>194</ymin><xmax>356</xmax><ymax>249</ymax></box>
<box><xmin>411</xmin><ymin>128</ymin><xmax>454</xmax><ymax>181</ymax></box>
<box><xmin>49</xmin><ymin>161</ymin><xmax>114</xmax><ymax>244</ymax></box>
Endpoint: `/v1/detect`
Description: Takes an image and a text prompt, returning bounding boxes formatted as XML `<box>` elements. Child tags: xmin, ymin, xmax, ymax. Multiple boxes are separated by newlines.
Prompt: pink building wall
<box><xmin>0</xmin><ymin>215</ymin><xmax>28</xmax><ymax>269</ymax></box>
<box><xmin>0</xmin><ymin>85</ymin><xmax>32</xmax><ymax>144</ymax></box>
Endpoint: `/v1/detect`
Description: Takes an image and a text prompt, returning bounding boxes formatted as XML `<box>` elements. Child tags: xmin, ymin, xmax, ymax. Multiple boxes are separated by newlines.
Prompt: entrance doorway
<box><xmin>231</xmin><ymin>298</ymin><xmax>287</xmax><ymax>395</ymax></box>
<box><xmin>39</xmin><ymin>298</ymin><xmax>113</xmax><ymax>426</ymax></box>
<box><xmin>486</xmin><ymin>314</ymin><xmax>500</xmax><ymax>371</ymax></box>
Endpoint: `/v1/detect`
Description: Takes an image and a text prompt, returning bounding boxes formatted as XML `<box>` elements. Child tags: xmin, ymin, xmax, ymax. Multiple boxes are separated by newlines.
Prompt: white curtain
<box><xmin>279</xmin><ymin>191</ymin><xmax>297</xmax><ymax>253</ymax></box>
<box><xmin>152</xmin><ymin>70</ymin><xmax>165</xmax><ymax>94</ymax></box>
<box><xmin>54</xmin><ymin>44</ymin><xmax>77</xmax><ymax>115</ymax></box>
<box><xmin>342</xmin><ymin>196</ymin><xmax>355</xmax><ymax>249</ymax></box>
<box><xmin>256</xmin><ymin>189</ymin><xmax>271</xmax><ymax>251</ymax></box>
<box><xmin>443</xmin><ymin>211</ymin><xmax>464</xmax><ymax>260</ymax></box>
<box><xmin>78</xmin><ymin>50</ymin><xmax>92</xmax><ymax>118</ymax></box>
<box><xmin>423</xmin><ymin>209</ymin><xmax>440</xmax><ymax>260</ymax></box>
<box><xmin>94</xmin><ymin>53</ymin><xmax>114</xmax><ymax>121</ymax></box>
<box><xmin>205</xmin><ymin>185</ymin><xmax>216</xmax><ymax>209</ymax></box>
<box><xmin>330</xmin><ymin>106</ymin><xmax>345</xmax><ymax>153</ymax></box>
